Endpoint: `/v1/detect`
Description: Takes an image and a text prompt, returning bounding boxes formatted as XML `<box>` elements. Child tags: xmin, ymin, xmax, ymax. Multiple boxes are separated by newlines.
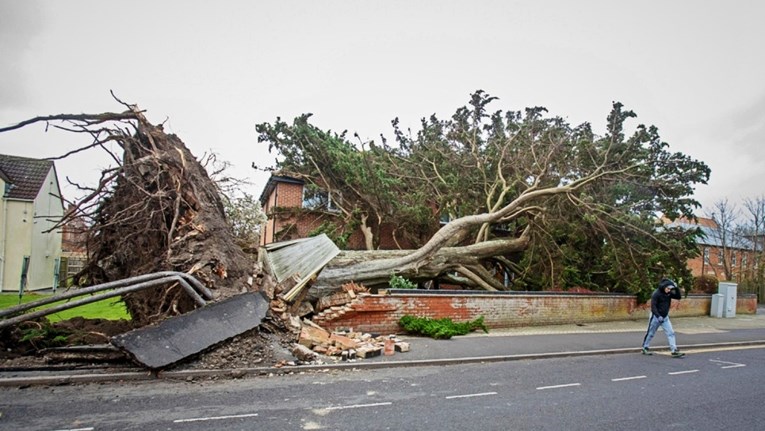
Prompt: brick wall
<box><xmin>312</xmin><ymin>291</ymin><xmax>758</xmax><ymax>334</ymax></box>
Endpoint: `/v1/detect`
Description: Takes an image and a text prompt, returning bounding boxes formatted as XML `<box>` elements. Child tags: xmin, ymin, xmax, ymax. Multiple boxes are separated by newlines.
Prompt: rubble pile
<box><xmin>265</xmin><ymin>279</ymin><xmax>410</xmax><ymax>364</ymax></box>
<box><xmin>293</xmin><ymin>319</ymin><xmax>409</xmax><ymax>363</ymax></box>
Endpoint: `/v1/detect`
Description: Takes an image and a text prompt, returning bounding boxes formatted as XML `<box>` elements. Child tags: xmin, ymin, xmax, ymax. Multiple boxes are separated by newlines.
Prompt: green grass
<box><xmin>0</xmin><ymin>292</ymin><xmax>131</xmax><ymax>323</ymax></box>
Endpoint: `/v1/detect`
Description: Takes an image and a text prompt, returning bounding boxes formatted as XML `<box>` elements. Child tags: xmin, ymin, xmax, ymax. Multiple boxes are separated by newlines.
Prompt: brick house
<box><xmin>666</xmin><ymin>216</ymin><xmax>756</xmax><ymax>282</ymax></box>
<box><xmin>258</xmin><ymin>175</ymin><xmax>420</xmax><ymax>250</ymax></box>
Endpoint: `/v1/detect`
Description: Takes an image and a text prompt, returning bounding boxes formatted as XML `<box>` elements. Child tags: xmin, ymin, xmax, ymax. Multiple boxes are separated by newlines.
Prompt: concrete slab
<box><xmin>111</xmin><ymin>292</ymin><xmax>269</xmax><ymax>369</ymax></box>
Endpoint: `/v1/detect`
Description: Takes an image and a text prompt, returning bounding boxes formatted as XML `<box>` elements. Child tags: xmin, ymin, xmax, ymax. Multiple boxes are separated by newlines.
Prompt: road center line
<box><xmin>668</xmin><ymin>370</ymin><xmax>699</xmax><ymax>375</ymax></box>
<box><xmin>709</xmin><ymin>359</ymin><xmax>744</xmax><ymax>366</ymax></box>
<box><xmin>323</xmin><ymin>402</ymin><xmax>393</xmax><ymax>411</ymax></box>
<box><xmin>51</xmin><ymin>428</ymin><xmax>94</xmax><ymax>431</ymax></box>
<box><xmin>173</xmin><ymin>413</ymin><xmax>259</xmax><ymax>423</ymax></box>
<box><xmin>721</xmin><ymin>364</ymin><xmax>746</xmax><ymax>369</ymax></box>
<box><xmin>611</xmin><ymin>375</ymin><xmax>646</xmax><ymax>382</ymax></box>
<box><xmin>445</xmin><ymin>392</ymin><xmax>498</xmax><ymax>399</ymax></box>
<box><xmin>536</xmin><ymin>383</ymin><xmax>581</xmax><ymax>390</ymax></box>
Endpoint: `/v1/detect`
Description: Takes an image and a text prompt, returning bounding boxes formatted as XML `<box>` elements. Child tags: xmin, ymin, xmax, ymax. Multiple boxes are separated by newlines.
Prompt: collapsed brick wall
<box><xmin>312</xmin><ymin>292</ymin><xmax>758</xmax><ymax>334</ymax></box>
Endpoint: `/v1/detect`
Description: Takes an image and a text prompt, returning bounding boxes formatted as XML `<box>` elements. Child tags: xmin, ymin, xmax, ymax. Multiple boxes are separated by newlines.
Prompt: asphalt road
<box><xmin>1</xmin><ymin>345</ymin><xmax>763</xmax><ymax>431</ymax></box>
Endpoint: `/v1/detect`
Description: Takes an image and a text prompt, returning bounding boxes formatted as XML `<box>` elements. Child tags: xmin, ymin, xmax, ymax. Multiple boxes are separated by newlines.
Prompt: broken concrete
<box><xmin>111</xmin><ymin>292</ymin><xmax>269</xmax><ymax>369</ymax></box>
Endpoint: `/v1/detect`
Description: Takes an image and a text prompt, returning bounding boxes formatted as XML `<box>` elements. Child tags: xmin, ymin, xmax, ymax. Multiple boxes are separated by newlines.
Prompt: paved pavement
<box><xmin>2</xmin><ymin>308</ymin><xmax>765</xmax><ymax>386</ymax></box>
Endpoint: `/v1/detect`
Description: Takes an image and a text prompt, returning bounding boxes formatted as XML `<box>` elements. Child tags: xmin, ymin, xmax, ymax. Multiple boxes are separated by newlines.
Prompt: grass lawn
<box><xmin>0</xmin><ymin>292</ymin><xmax>131</xmax><ymax>323</ymax></box>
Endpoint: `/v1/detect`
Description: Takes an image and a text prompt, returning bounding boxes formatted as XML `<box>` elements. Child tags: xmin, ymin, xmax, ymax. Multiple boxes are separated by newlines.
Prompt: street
<box><xmin>1</xmin><ymin>346</ymin><xmax>763</xmax><ymax>431</ymax></box>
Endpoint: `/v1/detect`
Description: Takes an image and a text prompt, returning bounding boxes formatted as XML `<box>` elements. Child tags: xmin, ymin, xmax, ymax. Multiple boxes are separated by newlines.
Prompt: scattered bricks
<box><xmin>286</xmin><ymin>315</ymin><xmax>302</xmax><ymax>333</ymax></box>
<box><xmin>312</xmin><ymin>345</ymin><xmax>329</xmax><ymax>355</ymax></box>
<box><xmin>330</xmin><ymin>333</ymin><xmax>359</xmax><ymax>350</ymax></box>
<box><xmin>270</xmin><ymin>299</ymin><xmax>287</xmax><ymax>313</ymax></box>
<box><xmin>383</xmin><ymin>338</ymin><xmax>395</xmax><ymax>356</ymax></box>
<box><xmin>292</xmin><ymin>301</ymin><xmax>314</xmax><ymax>317</ymax></box>
<box><xmin>355</xmin><ymin>346</ymin><xmax>382</xmax><ymax>359</ymax></box>
<box><xmin>276</xmin><ymin>274</ymin><xmax>301</xmax><ymax>296</ymax></box>
<box><xmin>316</xmin><ymin>291</ymin><xmax>353</xmax><ymax>312</ymax></box>
<box><xmin>291</xmin><ymin>344</ymin><xmax>318</xmax><ymax>362</ymax></box>
<box><xmin>394</xmin><ymin>342</ymin><xmax>410</xmax><ymax>352</ymax></box>
<box><xmin>299</xmin><ymin>324</ymin><xmax>330</xmax><ymax>348</ymax></box>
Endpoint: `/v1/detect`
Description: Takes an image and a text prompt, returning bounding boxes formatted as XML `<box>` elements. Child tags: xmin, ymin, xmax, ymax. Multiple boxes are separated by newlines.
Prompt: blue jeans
<box><xmin>642</xmin><ymin>314</ymin><xmax>677</xmax><ymax>352</ymax></box>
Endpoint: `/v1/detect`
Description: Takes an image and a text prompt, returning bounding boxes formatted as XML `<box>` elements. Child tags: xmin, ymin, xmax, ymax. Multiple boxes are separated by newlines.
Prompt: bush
<box><xmin>399</xmin><ymin>315</ymin><xmax>488</xmax><ymax>339</ymax></box>
<box><xmin>693</xmin><ymin>275</ymin><xmax>718</xmax><ymax>294</ymax></box>
<box><xmin>389</xmin><ymin>274</ymin><xmax>417</xmax><ymax>289</ymax></box>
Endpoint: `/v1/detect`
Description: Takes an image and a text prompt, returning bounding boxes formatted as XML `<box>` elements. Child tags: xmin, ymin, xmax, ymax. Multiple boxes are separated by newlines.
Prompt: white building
<box><xmin>0</xmin><ymin>154</ymin><xmax>64</xmax><ymax>292</ymax></box>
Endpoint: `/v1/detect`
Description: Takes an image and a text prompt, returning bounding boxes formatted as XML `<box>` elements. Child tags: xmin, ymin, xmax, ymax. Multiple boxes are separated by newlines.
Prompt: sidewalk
<box><xmin>362</xmin><ymin>309</ymin><xmax>765</xmax><ymax>365</ymax></box>
<box><xmin>2</xmin><ymin>309</ymin><xmax>765</xmax><ymax>386</ymax></box>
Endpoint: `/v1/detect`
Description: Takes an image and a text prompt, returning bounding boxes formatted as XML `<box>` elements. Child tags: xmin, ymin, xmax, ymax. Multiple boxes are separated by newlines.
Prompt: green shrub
<box><xmin>399</xmin><ymin>315</ymin><xmax>488</xmax><ymax>339</ymax></box>
<box><xmin>389</xmin><ymin>274</ymin><xmax>417</xmax><ymax>289</ymax></box>
<box><xmin>693</xmin><ymin>275</ymin><xmax>718</xmax><ymax>294</ymax></box>
<box><xmin>20</xmin><ymin>322</ymin><xmax>70</xmax><ymax>350</ymax></box>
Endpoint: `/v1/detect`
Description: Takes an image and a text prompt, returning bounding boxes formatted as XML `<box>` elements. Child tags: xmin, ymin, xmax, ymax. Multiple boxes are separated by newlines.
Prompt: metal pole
<box><xmin>0</xmin><ymin>271</ymin><xmax>209</xmax><ymax>319</ymax></box>
<box><xmin>0</xmin><ymin>276</ymin><xmax>204</xmax><ymax>330</ymax></box>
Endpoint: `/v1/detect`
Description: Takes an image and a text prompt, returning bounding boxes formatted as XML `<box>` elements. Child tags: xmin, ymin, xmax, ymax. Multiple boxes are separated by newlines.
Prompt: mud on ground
<box><xmin>0</xmin><ymin>316</ymin><xmax>300</xmax><ymax>371</ymax></box>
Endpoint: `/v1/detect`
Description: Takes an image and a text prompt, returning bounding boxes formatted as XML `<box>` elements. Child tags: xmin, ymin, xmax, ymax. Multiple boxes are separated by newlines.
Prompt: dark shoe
<box><xmin>671</xmin><ymin>350</ymin><xmax>685</xmax><ymax>358</ymax></box>
<box><xmin>642</xmin><ymin>347</ymin><xmax>653</xmax><ymax>355</ymax></box>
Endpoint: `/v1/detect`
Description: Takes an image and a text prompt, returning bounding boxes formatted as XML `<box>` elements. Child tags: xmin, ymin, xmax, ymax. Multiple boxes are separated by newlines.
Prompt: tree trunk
<box><xmin>309</xmin><ymin>231</ymin><xmax>530</xmax><ymax>299</ymax></box>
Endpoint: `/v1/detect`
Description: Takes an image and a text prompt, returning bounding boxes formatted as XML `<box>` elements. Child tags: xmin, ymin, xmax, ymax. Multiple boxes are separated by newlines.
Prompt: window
<box><xmin>742</xmin><ymin>254</ymin><xmax>748</xmax><ymax>267</ymax></box>
<box><xmin>731</xmin><ymin>252</ymin><xmax>737</xmax><ymax>267</ymax></box>
<box><xmin>703</xmin><ymin>247</ymin><xmax>710</xmax><ymax>263</ymax></box>
<box><xmin>302</xmin><ymin>187</ymin><xmax>339</xmax><ymax>212</ymax></box>
<box><xmin>717</xmin><ymin>250</ymin><xmax>724</xmax><ymax>265</ymax></box>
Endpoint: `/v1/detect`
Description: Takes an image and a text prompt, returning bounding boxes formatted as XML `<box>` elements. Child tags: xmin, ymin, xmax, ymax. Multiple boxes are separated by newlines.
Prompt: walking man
<box><xmin>642</xmin><ymin>278</ymin><xmax>685</xmax><ymax>357</ymax></box>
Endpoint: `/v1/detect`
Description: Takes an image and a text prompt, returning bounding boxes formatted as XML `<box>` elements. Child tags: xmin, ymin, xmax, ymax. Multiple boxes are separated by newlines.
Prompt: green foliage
<box><xmin>389</xmin><ymin>274</ymin><xmax>417</xmax><ymax>289</ymax></box>
<box><xmin>221</xmin><ymin>192</ymin><xmax>267</xmax><ymax>249</ymax></box>
<box><xmin>20</xmin><ymin>323</ymin><xmax>70</xmax><ymax>349</ymax></box>
<box><xmin>257</xmin><ymin>91</ymin><xmax>710</xmax><ymax>294</ymax></box>
<box><xmin>308</xmin><ymin>221</ymin><xmax>353</xmax><ymax>249</ymax></box>
<box><xmin>693</xmin><ymin>275</ymin><xmax>719</xmax><ymax>294</ymax></box>
<box><xmin>399</xmin><ymin>315</ymin><xmax>488</xmax><ymax>339</ymax></box>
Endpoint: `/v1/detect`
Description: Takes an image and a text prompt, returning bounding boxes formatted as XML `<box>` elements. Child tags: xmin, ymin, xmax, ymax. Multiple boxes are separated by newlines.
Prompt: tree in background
<box><xmin>706</xmin><ymin>199</ymin><xmax>744</xmax><ymax>281</ymax></box>
<box><xmin>257</xmin><ymin>91</ymin><xmax>710</xmax><ymax>300</ymax></box>
<box><xmin>741</xmin><ymin>196</ymin><xmax>765</xmax><ymax>293</ymax></box>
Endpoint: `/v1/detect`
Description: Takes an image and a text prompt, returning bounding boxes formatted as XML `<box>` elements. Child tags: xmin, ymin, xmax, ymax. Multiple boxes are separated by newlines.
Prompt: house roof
<box><xmin>665</xmin><ymin>219</ymin><xmax>756</xmax><ymax>250</ymax></box>
<box><xmin>0</xmin><ymin>154</ymin><xmax>55</xmax><ymax>201</ymax></box>
<box><xmin>258</xmin><ymin>174</ymin><xmax>304</xmax><ymax>205</ymax></box>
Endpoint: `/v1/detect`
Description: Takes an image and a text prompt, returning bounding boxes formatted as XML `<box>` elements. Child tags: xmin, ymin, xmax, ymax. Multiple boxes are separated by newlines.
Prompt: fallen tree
<box><xmin>259</xmin><ymin>92</ymin><xmax>711</xmax><ymax>298</ymax></box>
<box><xmin>1</xmin><ymin>95</ymin><xmax>255</xmax><ymax>325</ymax></box>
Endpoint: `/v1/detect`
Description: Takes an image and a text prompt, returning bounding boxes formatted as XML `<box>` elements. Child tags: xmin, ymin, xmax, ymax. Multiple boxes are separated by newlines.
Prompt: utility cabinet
<box><xmin>710</xmin><ymin>294</ymin><xmax>724</xmax><ymax>318</ymax></box>
<box><xmin>718</xmin><ymin>282</ymin><xmax>737</xmax><ymax>318</ymax></box>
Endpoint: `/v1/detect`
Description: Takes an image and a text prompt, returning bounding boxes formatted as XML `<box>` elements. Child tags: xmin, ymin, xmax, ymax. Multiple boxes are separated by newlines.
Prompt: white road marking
<box><xmin>611</xmin><ymin>375</ymin><xmax>646</xmax><ymax>382</ymax></box>
<box><xmin>322</xmin><ymin>402</ymin><xmax>392</xmax><ymax>411</ymax></box>
<box><xmin>445</xmin><ymin>392</ymin><xmax>498</xmax><ymax>399</ymax></box>
<box><xmin>173</xmin><ymin>413</ymin><xmax>259</xmax><ymax>423</ymax></box>
<box><xmin>536</xmin><ymin>383</ymin><xmax>581</xmax><ymax>390</ymax></box>
<box><xmin>52</xmin><ymin>428</ymin><xmax>94</xmax><ymax>431</ymax></box>
<box><xmin>668</xmin><ymin>370</ymin><xmax>699</xmax><ymax>375</ymax></box>
<box><xmin>709</xmin><ymin>359</ymin><xmax>746</xmax><ymax>369</ymax></box>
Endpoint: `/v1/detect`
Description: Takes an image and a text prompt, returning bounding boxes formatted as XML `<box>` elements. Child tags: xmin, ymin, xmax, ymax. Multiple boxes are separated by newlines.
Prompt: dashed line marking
<box><xmin>322</xmin><ymin>402</ymin><xmax>392</xmax><ymax>411</ymax></box>
<box><xmin>173</xmin><ymin>413</ymin><xmax>259</xmax><ymax>423</ymax></box>
<box><xmin>445</xmin><ymin>392</ymin><xmax>497</xmax><ymax>399</ymax></box>
<box><xmin>668</xmin><ymin>370</ymin><xmax>699</xmax><ymax>375</ymax></box>
<box><xmin>51</xmin><ymin>428</ymin><xmax>94</xmax><ymax>431</ymax></box>
<box><xmin>536</xmin><ymin>383</ymin><xmax>581</xmax><ymax>390</ymax></box>
<box><xmin>611</xmin><ymin>375</ymin><xmax>646</xmax><ymax>382</ymax></box>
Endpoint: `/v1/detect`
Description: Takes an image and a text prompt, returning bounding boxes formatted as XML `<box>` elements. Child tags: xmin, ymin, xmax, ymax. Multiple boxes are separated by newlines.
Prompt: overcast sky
<box><xmin>1</xmin><ymin>1</ymin><xmax>763</xmax><ymax>217</ymax></box>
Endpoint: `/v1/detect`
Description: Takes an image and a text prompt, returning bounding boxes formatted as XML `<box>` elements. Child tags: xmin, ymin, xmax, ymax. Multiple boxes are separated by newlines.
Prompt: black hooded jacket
<box><xmin>650</xmin><ymin>281</ymin><xmax>682</xmax><ymax>318</ymax></box>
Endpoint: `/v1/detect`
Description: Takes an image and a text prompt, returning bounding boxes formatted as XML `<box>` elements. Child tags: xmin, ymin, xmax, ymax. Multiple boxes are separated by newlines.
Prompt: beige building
<box><xmin>0</xmin><ymin>154</ymin><xmax>64</xmax><ymax>292</ymax></box>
